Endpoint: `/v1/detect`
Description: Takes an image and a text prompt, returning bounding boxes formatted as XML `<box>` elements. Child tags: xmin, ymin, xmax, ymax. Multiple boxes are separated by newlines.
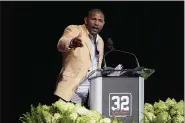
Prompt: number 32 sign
<box><xmin>109</xmin><ymin>93</ymin><xmax>132</xmax><ymax>117</ymax></box>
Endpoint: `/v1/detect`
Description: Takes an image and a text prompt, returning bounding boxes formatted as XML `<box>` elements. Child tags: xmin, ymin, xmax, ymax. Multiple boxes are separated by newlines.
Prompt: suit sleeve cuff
<box><xmin>67</xmin><ymin>40</ymin><xmax>71</xmax><ymax>48</ymax></box>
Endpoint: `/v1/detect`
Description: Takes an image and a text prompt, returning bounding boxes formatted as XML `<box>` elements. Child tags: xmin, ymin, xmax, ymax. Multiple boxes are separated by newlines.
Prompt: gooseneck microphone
<box><xmin>103</xmin><ymin>38</ymin><xmax>141</xmax><ymax>69</ymax></box>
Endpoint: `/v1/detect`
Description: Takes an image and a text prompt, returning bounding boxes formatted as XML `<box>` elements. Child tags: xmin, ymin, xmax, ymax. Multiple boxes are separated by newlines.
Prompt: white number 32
<box><xmin>111</xmin><ymin>96</ymin><xmax>129</xmax><ymax>111</ymax></box>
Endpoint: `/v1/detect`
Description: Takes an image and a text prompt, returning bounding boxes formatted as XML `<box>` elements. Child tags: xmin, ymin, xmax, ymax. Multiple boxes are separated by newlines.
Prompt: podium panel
<box><xmin>90</xmin><ymin>76</ymin><xmax>144</xmax><ymax>122</ymax></box>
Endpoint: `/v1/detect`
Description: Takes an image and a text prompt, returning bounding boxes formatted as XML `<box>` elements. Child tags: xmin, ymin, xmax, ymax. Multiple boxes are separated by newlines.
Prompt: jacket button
<box><xmin>88</xmin><ymin>70</ymin><xmax>90</xmax><ymax>72</ymax></box>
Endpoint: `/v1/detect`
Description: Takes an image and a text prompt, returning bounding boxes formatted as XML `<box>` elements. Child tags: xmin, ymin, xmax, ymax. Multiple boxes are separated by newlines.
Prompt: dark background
<box><xmin>2</xmin><ymin>1</ymin><xmax>184</xmax><ymax>123</ymax></box>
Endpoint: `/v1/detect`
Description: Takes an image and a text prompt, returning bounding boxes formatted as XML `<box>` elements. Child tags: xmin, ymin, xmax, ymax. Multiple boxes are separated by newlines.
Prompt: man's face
<box><xmin>85</xmin><ymin>11</ymin><xmax>105</xmax><ymax>36</ymax></box>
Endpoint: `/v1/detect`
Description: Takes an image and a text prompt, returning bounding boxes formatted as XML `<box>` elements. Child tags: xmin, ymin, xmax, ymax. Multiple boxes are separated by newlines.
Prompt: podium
<box><xmin>88</xmin><ymin>68</ymin><xmax>155</xmax><ymax>122</ymax></box>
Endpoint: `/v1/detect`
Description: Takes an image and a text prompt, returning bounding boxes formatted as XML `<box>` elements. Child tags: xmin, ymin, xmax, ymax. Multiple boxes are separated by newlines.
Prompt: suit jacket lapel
<box><xmin>80</xmin><ymin>25</ymin><xmax>92</xmax><ymax>61</ymax></box>
<box><xmin>80</xmin><ymin>24</ymin><xmax>103</xmax><ymax>64</ymax></box>
<box><xmin>96</xmin><ymin>35</ymin><xmax>101</xmax><ymax>53</ymax></box>
<box><xmin>97</xmin><ymin>37</ymin><xmax>103</xmax><ymax>68</ymax></box>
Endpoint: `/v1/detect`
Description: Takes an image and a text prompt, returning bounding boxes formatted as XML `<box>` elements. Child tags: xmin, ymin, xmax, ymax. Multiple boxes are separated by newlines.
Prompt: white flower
<box><xmin>68</xmin><ymin>112</ymin><xmax>79</xmax><ymax>122</ymax></box>
<box><xmin>53</xmin><ymin>113</ymin><xmax>60</xmax><ymax>120</ymax></box>
<box><xmin>89</xmin><ymin>119</ymin><xmax>96</xmax><ymax>123</ymax></box>
<box><xmin>100</xmin><ymin>118</ymin><xmax>111</xmax><ymax>123</ymax></box>
<box><xmin>75</xmin><ymin>104</ymin><xmax>90</xmax><ymax>115</ymax></box>
<box><xmin>53</xmin><ymin>99</ymin><xmax>75</xmax><ymax>113</ymax></box>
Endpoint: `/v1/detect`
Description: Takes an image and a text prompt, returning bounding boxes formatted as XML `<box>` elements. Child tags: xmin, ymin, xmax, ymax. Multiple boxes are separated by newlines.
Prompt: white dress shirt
<box><xmin>71</xmin><ymin>34</ymin><xmax>99</xmax><ymax>104</ymax></box>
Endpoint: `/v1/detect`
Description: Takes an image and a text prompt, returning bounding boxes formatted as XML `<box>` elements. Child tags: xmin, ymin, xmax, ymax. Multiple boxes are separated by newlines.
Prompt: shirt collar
<box><xmin>84</xmin><ymin>25</ymin><xmax>99</xmax><ymax>43</ymax></box>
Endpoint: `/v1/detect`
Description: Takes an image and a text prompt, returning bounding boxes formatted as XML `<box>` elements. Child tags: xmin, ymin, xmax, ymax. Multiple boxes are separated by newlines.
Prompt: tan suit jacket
<box><xmin>54</xmin><ymin>24</ymin><xmax>104</xmax><ymax>101</ymax></box>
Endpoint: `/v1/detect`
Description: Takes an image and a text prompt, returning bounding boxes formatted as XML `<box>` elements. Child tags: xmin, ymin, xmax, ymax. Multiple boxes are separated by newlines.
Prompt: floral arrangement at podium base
<box><xmin>142</xmin><ymin>98</ymin><xmax>184</xmax><ymax>123</ymax></box>
<box><xmin>19</xmin><ymin>99</ymin><xmax>124</xmax><ymax>123</ymax></box>
<box><xmin>20</xmin><ymin>98</ymin><xmax>184</xmax><ymax>123</ymax></box>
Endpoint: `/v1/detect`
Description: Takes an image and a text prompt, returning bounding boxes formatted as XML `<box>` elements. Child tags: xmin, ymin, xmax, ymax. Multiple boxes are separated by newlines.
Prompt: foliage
<box><xmin>20</xmin><ymin>98</ymin><xmax>184</xmax><ymax>123</ymax></box>
<box><xmin>20</xmin><ymin>99</ymin><xmax>124</xmax><ymax>123</ymax></box>
<box><xmin>141</xmin><ymin>98</ymin><xmax>184</xmax><ymax>123</ymax></box>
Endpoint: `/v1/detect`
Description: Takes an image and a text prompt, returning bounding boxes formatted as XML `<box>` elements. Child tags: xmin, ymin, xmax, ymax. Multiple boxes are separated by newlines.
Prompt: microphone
<box><xmin>102</xmin><ymin>38</ymin><xmax>115</xmax><ymax>74</ymax></box>
<box><xmin>103</xmin><ymin>39</ymin><xmax>114</xmax><ymax>69</ymax></box>
<box><xmin>103</xmin><ymin>38</ymin><xmax>141</xmax><ymax>69</ymax></box>
<box><xmin>107</xmin><ymin>38</ymin><xmax>115</xmax><ymax>50</ymax></box>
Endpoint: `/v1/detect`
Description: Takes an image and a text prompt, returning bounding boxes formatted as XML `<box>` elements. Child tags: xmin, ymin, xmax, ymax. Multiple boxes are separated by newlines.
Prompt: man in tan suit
<box><xmin>54</xmin><ymin>9</ymin><xmax>105</xmax><ymax>105</ymax></box>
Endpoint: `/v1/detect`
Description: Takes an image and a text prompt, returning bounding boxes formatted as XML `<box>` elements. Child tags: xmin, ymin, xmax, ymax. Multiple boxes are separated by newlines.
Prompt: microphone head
<box><xmin>108</xmin><ymin>38</ymin><xmax>113</xmax><ymax>45</ymax></box>
<box><xmin>107</xmin><ymin>38</ymin><xmax>114</xmax><ymax>50</ymax></box>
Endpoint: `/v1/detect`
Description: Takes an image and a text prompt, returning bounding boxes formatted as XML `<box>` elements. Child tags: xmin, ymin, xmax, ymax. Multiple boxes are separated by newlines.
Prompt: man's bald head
<box><xmin>87</xmin><ymin>9</ymin><xmax>105</xmax><ymax>19</ymax></box>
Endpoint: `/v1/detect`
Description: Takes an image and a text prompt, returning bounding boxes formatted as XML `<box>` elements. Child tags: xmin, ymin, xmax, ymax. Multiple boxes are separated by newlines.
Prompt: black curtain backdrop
<box><xmin>2</xmin><ymin>1</ymin><xmax>184</xmax><ymax>123</ymax></box>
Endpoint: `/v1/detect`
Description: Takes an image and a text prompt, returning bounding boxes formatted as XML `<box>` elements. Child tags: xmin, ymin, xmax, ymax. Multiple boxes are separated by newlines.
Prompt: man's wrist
<box><xmin>68</xmin><ymin>40</ymin><xmax>73</xmax><ymax>48</ymax></box>
<box><xmin>69</xmin><ymin>40</ymin><xmax>73</xmax><ymax>48</ymax></box>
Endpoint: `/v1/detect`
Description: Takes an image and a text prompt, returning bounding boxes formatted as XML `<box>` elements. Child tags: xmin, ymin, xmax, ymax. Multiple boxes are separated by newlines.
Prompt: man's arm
<box><xmin>57</xmin><ymin>25</ymin><xmax>81</xmax><ymax>52</ymax></box>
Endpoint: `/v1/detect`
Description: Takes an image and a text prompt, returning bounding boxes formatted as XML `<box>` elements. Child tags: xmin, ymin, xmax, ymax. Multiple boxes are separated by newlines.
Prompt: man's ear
<box><xmin>84</xmin><ymin>17</ymin><xmax>87</xmax><ymax>24</ymax></box>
